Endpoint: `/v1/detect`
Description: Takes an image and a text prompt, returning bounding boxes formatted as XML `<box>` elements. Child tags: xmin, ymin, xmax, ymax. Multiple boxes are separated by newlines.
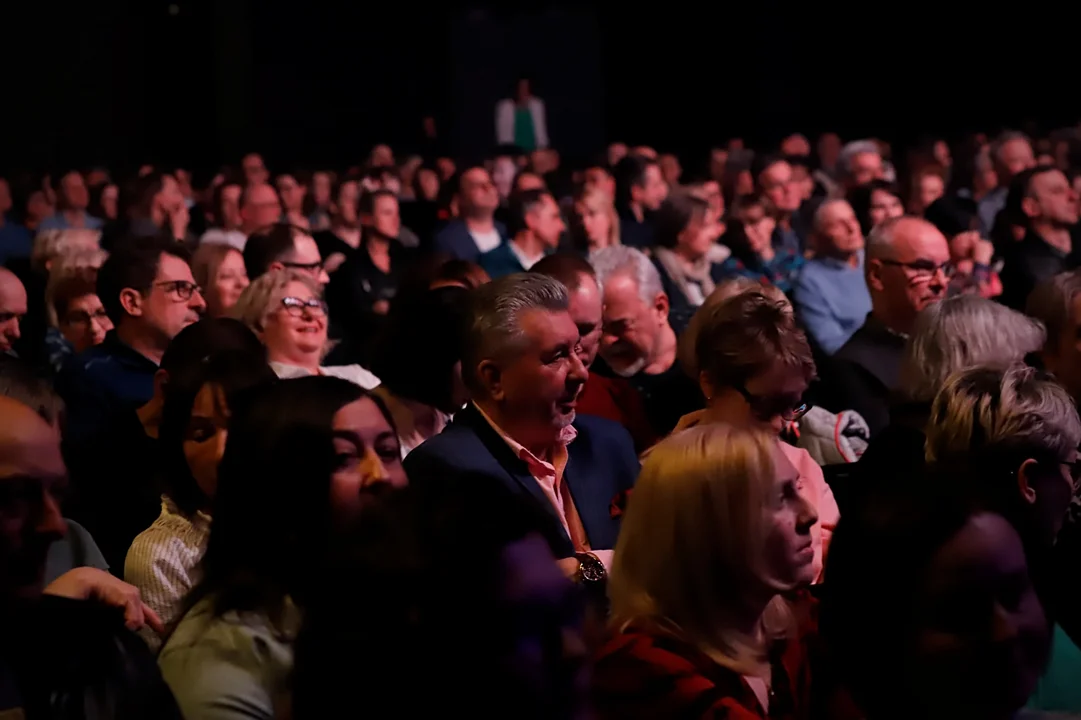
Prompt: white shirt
<box><xmin>470</xmin><ymin>228</ymin><xmax>503</xmax><ymax>254</ymax></box>
<box><xmin>270</xmin><ymin>361</ymin><xmax>381</xmax><ymax>389</ymax></box>
<box><xmin>125</xmin><ymin>497</ymin><xmax>211</xmax><ymax>651</ymax></box>
<box><xmin>509</xmin><ymin>241</ymin><xmax>546</xmax><ymax>272</ymax></box>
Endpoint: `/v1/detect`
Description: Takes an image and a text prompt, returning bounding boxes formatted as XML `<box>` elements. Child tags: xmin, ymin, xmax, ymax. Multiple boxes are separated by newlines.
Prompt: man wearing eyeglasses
<box><xmin>827</xmin><ymin>216</ymin><xmax>951</xmax><ymax>437</ymax></box>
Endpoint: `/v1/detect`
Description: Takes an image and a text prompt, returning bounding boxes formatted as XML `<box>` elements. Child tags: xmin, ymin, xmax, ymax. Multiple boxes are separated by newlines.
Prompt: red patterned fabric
<box><xmin>592</xmin><ymin>595</ymin><xmax>816</xmax><ymax>719</ymax></box>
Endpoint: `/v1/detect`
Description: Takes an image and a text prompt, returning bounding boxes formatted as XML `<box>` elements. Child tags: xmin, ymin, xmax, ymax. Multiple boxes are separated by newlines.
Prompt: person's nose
<box><xmin>358</xmin><ymin>447</ymin><xmax>390</xmax><ymax>485</ymax></box>
<box><xmin>318</xmin><ymin>268</ymin><xmax>330</xmax><ymax>284</ymax></box>
<box><xmin>990</xmin><ymin>602</ymin><xmax>1019</xmax><ymax>645</ymax></box>
<box><xmin>36</xmin><ymin>490</ymin><xmax>67</xmax><ymax>540</ymax></box>
<box><xmin>796</xmin><ymin>492</ymin><xmax>818</xmax><ymax>534</ymax></box>
<box><xmin>190</xmin><ymin>289</ymin><xmax>207</xmax><ymax>313</ymax></box>
<box><xmin>6</xmin><ymin>320</ymin><xmax>20</xmax><ymax>340</ymax></box>
<box><xmin>568</xmin><ymin>348</ymin><xmax>588</xmax><ymax>384</ymax></box>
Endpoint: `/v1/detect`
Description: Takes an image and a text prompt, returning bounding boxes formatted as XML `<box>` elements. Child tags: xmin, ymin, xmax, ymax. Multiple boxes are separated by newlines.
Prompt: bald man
<box><xmin>828</xmin><ymin>216</ymin><xmax>951</xmax><ymax>436</ymax></box>
<box><xmin>0</xmin><ymin>267</ymin><xmax>26</xmax><ymax>356</ymax></box>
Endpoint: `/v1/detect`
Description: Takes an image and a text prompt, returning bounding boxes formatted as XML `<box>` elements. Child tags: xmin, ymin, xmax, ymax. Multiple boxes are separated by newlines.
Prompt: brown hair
<box><xmin>47</xmin><ymin>266</ymin><xmax>99</xmax><ymax>327</ymax></box>
<box><xmin>1027</xmin><ymin>270</ymin><xmax>1081</xmax><ymax>353</ymax></box>
<box><xmin>530</xmin><ymin>252</ymin><xmax>595</xmax><ymax>292</ymax></box>
<box><xmin>693</xmin><ymin>289</ymin><xmax>814</xmax><ymax>390</ymax></box>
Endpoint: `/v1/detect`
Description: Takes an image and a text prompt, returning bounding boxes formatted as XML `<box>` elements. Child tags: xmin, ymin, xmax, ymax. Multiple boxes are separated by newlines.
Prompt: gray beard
<box><xmin>607</xmin><ymin>355</ymin><xmax>647</xmax><ymax>378</ymax></box>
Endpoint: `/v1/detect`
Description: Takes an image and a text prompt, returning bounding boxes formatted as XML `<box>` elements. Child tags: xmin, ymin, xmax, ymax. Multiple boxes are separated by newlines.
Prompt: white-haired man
<box><xmin>837</xmin><ymin>139</ymin><xmax>885</xmax><ymax>195</ymax></box>
<box><xmin>590</xmin><ymin>246</ymin><xmax>704</xmax><ymax>436</ymax></box>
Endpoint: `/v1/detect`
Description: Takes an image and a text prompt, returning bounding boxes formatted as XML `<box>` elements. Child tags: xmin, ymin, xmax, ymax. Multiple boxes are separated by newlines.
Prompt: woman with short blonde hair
<box><xmin>231</xmin><ymin>269</ymin><xmax>379</xmax><ymax>388</ymax></box>
<box><xmin>31</xmin><ymin>228</ymin><xmax>102</xmax><ymax>274</ymax></box>
<box><xmin>594</xmin><ymin>424</ymin><xmax>818</xmax><ymax>717</ymax></box>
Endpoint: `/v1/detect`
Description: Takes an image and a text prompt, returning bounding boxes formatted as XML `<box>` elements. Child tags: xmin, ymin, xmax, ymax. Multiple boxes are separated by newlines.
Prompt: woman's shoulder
<box><xmin>320</xmin><ymin>364</ymin><xmax>381</xmax><ymax>390</ymax></box>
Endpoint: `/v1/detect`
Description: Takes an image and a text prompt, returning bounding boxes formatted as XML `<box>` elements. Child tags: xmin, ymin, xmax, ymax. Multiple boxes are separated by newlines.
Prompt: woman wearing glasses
<box><xmin>230</xmin><ymin>270</ymin><xmax>380</xmax><ymax>389</ymax></box>
<box><xmin>673</xmin><ymin>288</ymin><xmax>838</xmax><ymax>581</ymax></box>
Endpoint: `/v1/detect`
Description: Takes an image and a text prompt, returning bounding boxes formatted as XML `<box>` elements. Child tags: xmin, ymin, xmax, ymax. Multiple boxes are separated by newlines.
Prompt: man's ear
<box><xmin>653</xmin><ymin>292</ymin><xmax>670</xmax><ymax>319</ymax></box>
<box><xmin>267</xmin><ymin>260</ymin><xmax>286</xmax><ymax>274</ymax></box>
<box><xmin>867</xmin><ymin>258</ymin><xmax>886</xmax><ymax>292</ymax></box>
<box><xmin>119</xmin><ymin>288</ymin><xmax>144</xmax><ymax>318</ymax></box>
<box><xmin>698</xmin><ymin>371</ymin><xmax>715</xmax><ymax>402</ymax></box>
<box><xmin>477</xmin><ymin>360</ymin><xmax>505</xmax><ymax>401</ymax></box>
<box><xmin>1021</xmin><ymin>195</ymin><xmax>1041</xmax><ymax>220</ymax></box>
<box><xmin>1018</xmin><ymin>458</ymin><xmax>1039</xmax><ymax>504</ymax></box>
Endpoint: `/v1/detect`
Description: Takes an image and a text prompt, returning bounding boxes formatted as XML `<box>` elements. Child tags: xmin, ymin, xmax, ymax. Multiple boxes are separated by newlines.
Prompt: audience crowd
<box><xmin>5</xmin><ymin>125</ymin><xmax>1081</xmax><ymax>719</ymax></box>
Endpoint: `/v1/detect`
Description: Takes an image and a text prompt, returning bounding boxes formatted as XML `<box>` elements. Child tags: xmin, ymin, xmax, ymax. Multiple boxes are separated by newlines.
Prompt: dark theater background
<box><xmin>4</xmin><ymin>1</ymin><xmax>1078</xmax><ymax>173</ymax></box>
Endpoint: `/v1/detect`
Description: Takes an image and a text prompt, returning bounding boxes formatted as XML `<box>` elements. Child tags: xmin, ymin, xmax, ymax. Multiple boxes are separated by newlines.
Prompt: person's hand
<box><xmin>557</xmin><ymin>557</ymin><xmax>581</xmax><ymax>580</ymax></box>
<box><xmin>169</xmin><ymin>203</ymin><xmax>190</xmax><ymax>241</ymax></box>
<box><xmin>973</xmin><ymin>238</ymin><xmax>995</xmax><ymax>266</ymax></box>
<box><xmin>44</xmin><ymin>567</ymin><xmax>164</xmax><ymax>635</ymax></box>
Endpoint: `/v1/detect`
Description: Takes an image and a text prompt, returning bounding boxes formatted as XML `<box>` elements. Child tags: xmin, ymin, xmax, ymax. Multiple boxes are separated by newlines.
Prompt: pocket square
<box><xmin>609</xmin><ymin>489</ymin><xmax>633</xmax><ymax>519</ymax></box>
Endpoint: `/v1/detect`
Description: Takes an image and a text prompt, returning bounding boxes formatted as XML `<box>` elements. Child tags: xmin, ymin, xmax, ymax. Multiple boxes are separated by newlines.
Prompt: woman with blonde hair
<box><xmin>593</xmin><ymin>424</ymin><xmax>818</xmax><ymax>718</ymax></box>
<box><xmin>571</xmin><ymin>185</ymin><xmax>620</xmax><ymax>257</ymax></box>
<box><xmin>231</xmin><ymin>269</ymin><xmax>380</xmax><ymax>388</ymax></box>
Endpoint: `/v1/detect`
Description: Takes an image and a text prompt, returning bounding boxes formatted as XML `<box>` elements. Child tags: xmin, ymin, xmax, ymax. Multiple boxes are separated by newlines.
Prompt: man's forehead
<box><xmin>893</xmin><ymin>223</ymin><xmax>950</xmax><ymax>261</ymax></box>
<box><xmin>0</xmin><ymin>430</ymin><xmax>65</xmax><ymax>480</ymax></box>
<box><xmin>157</xmin><ymin>253</ymin><xmax>195</xmax><ymax>281</ymax></box>
<box><xmin>519</xmin><ymin>308</ymin><xmax>577</xmax><ymax>344</ymax></box>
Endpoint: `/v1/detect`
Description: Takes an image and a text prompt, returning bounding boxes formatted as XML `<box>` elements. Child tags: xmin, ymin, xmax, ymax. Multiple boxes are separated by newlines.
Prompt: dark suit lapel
<box><xmin>563</xmin><ymin>437</ymin><xmax>607</xmax><ymax>546</ymax></box>
<box><xmin>455</xmin><ymin>406</ymin><xmax>571</xmax><ymax>540</ymax></box>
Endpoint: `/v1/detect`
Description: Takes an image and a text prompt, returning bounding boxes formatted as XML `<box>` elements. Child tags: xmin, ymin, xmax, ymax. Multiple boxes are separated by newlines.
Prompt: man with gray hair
<box><xmin>977</xmin><ymin>131</ymin><xmax>1036</xmax><ymax>236</ymax></box>
<box><xmin>404</xmin><ymin>272</ymin><xmax>639</xmax><ymax>583</ymax></box>
<box><xmin>828</xmin><ymin>216</ymin><xmax>951</xmax><ymax>436</ymax></box>
<box><xmin>590</xmin><ymin>246</ymin><xmax>703</xmax><ymax>436</ymax></box>
<box><xmin>838</xmin><ymin>140</ymin><xmax>885</xmax><ymax>195</ymax></box>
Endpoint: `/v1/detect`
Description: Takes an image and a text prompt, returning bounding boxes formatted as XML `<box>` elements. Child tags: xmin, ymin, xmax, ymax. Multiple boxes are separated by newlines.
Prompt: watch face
<box><xmin>579</xmin><ymin>555</ymin><xmax>607</xmax><ymax>583</ymax></box>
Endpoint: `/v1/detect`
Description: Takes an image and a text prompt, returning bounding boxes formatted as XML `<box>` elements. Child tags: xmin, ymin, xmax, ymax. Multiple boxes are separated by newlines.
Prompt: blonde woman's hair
<box><xmin>575</xmin><ymin>185</ymin><xmax>620</xmax><ymax>250</ymax></box>
<box><xmin>898</xmin><ymin>294</ymin><xmax>1045</xmax><ymax>403</ymax></box>
<box><xmin>44</xmin><ymin>249</ymin><xmax>109</xmax><ymax>327</ymax></box>
<box><xmin>230</xmin><ymin>269</ymin><xmax>321</xmax><ymax>335</ymax></box>
<box><xmin>31</xmin><ymin>228</ymin><xmax>102</xmax><ymax>274</ymax></box>
<box><xmin>609</xmin><ymin>424</ymin><xmax>791</xmax><ymax>674</ymax></box>
<box><xmin>679</xmin><ymin>280</ymin><xmax>790</xmax><ymax>378</ymax></box>
<box><xmin>926</xmin><ymin>363</ymin><xmax>1081</xmax><ymax>464</ymax></box>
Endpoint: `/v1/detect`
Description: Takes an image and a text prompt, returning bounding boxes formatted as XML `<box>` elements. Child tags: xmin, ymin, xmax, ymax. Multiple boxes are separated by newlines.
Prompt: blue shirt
<box><xmin>0</xmin><ymin>217</ymin><xmax>32</xmax><ymax>266</ymax></box>
<box><xmin>39</xmin><ymin>212</ymin><xmax>104</xmax><ymax>231</ymax></box>
<box><xmin>791</xmin><ymin>253</ymin><xmax>871</xmax><ymax>355</ymax></box>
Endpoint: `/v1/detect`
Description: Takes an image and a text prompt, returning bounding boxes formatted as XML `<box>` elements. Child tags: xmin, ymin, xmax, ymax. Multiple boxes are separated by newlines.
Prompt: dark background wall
<box><xmin>3</xmin><ymin>1</ymin><xmax>1078</xmax><ymax>173</ymax></box>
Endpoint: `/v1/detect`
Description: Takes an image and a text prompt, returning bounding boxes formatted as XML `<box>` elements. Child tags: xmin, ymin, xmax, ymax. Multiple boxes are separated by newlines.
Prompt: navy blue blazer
<box><xmin>432</xmin><ymin>219</ymin><xmax>508</xmax><ymax>263</ymax></box>
<box><xmin>404</xmin><ymin>405</ymin><xmax>640</xmax><ymax>559</ymax></box>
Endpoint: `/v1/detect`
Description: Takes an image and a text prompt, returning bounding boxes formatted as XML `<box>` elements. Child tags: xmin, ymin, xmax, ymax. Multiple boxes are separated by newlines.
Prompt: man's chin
<box><xmin>607</xmin><ymin>356</ymin><xmax>647</xmax><ymax>378</ymax></box>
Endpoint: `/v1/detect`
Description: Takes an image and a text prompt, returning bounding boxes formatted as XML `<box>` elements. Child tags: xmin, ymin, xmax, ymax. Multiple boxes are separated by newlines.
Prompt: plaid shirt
<box><xmin>717</xmin><ymin>251</ymin><xmax>806</xmax><ymax>294</ymax></box>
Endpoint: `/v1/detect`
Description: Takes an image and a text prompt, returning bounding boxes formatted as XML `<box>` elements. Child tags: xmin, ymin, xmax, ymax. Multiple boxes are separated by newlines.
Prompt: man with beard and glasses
<box><xmin>590</xmin><ymin>246</ymin><xmax>704</xmax><ymax>437</ymax></box>
<box><xmin>405</xmin><ymin>273</ymin><xmax>639</xmax><ymax>588</ymax></box>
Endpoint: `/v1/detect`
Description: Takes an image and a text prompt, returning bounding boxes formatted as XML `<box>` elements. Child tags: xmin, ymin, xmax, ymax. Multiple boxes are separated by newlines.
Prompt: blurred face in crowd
<box><xmin>848</xmin><ymin>152</ymin><xmax>884</xmax><ymax>187</ymax></box>
<box><xmin>184</xmin><ymin>382</ymin><xmax>230</xmax><ymax>501</ymax></box>
<box><xmin>759</xmin><ymin>160</ymin><xmax>801</xmax><ymax>214</ymax></box>
<box><xmin>527</xmin><ymin>194</ymin><xmax>565</xmax><ymax>249</ymax></box>
<box><xmin>206</xmin><ymin>249</ymin><xmax>249</xmax><ymax>318</ymax></box>
<box><xmin>736</xmin><ymin>201</ymin><xmax>776</xmax><ymax>257</ymax></box>
<box><xmin>676</xmin><ymin>207</ymin><xmax>717</xmax><ymax>261</ymax></box>
<box><xmin>243</xmin><ymin>153</ymin><xmax>269</xmax><ymax>185</ymax></box>
<box><xmin>480</xmin><ymin>308</ymin><xmax>587</xmax><ymax>444</ymax></box>
<box><xmin>415</xmin><ymin>168</ymin><xmax>440</xmax><ymax>202</ymax></box>
<box><xmin>781</xmin><ymin>134</ymin><xmax>811</xmax><ymax>158</ymax></box>
<box><xmin>907</xmin><ymin>513</ymin><xmax>1049</xmax><ymax>718</ymax></box>
<box><xmin>311</xmin><ymin>171</ymin><xmax>333</xmax><ymax>208</ymax></box>
<box><xmin>100</xmin><ymin>183</ymin><xmax>119</xmax><ymax>220</ymax></box>
<box><xmin>576</xmin><ymin>197</ymin><xmax>613</xmax><ymax>249</ymax></box>
<box><xmin>1024</xmin><ymin>169</ymin><xmax>1079</xmax><ymax>228</ymax></box>
<box><xmin>0</xmin><ymin>398</ymin><xmax>68</xmax><ymax>600</ymax></box>
<box><xmin>997</xmin><ymin>138</ymin><xmax>1036</xmax><ymax>181</ymax></box>
<box><xmin>0</xmin><ymin>179</ymin><xmax>11</xmax><ymax>215</ymax></box>
<box><xmin>60</xmin><ymin>171</ymin><xmax>89</xmax><ymax>211</ymax></box>
<box><xmin>219</xmin><ymin>183</ymin><xmax>242</xmax><ymax>230</ymax></box>
<box><xmin>364</xmin><ymin>194</ymin><xmax>401</xmax><ymax>240</ymax></box>
<box><xmin>692</xmin><ymin>179</ymin><xmax>725</xmax><ymax>219</ymax></box>
<box><xmin>370</xmin><ymin>144</ymin><xmax>395</xmax><ymax>168</ymax></box>
<box><xmin>868</xmin><ymin>218</ymin><xmax>951</xmax><ymax>334</ymax></box>
<box><xmin>240</xmin><ymin>183</ymin><xmax>282</xmax><ymax>233</ymax></box>
<box><xmin>607</xmin><ymin>143</ymin><xmax>628</xmax><ymax>167</ymax></box>
<box><xmin>599</xmin><ymin>272</ymin><xmax>668</xmax><ymax>377</ymax></box>
<box><xmin>329</xmin><ymin>395</ymin><xmax>407</xmax><ymax>522</ymax></box>
<box><xmin>261</xmin><ymin>279</ymin><xmax>327</xmax><ymax>362</ymax></box>
<box><xmin>789</xmin><ymin>164</ymin><xmax>814</xmax><ymax>202</ymax></box>
<box><xmin>566</xmin><ymin>272</ymin><xmax>603</xmax><ymax>368</ymax></box>
<box><xmin>285</xmin><ymin>234</ymin><xmax>330</xmax><ymax>285</ymax></box>
<box><xmin>491</xmin><ymin>156</ymin><xmax>518</xmax><ymax>201</ymax></box>
<box><xmin>933</xmin><ymin>140</ymin><xmax>952</xmax><ymax>168</ymax></box>
<box><xmin>915</xmin><ymin>172</ymin><xmax>945</xmax><ymax>214</ymax></box>
<box><xmin>461</xmin><ymin>168</ymin><xmax>500</xmax><ymax>215</ymax></box>
<box><xmin>584</xmin><ymin>166</ymin><xmax>616</xmax><ymax>201</ymax></box>
<box><xmin>632</xmin><ymin>164</ymin><xmax>668</xmax><ymax>212</ymax></box>
<box><xmin>759</xmin><ymin>443</ymin><xmax>818</xmax><ymax>590</ymax></box>
<box><xmin>817</xmin><ymin>133</ymin><xmax>842</xmax><ymax>168</ymax></box>
<box><xmin>336</xmin><ymin>181</ymin><xmax>359</xmax><ymax>227</ymax></box>
<box><xmin>276</xmin><ymin>174</ymin><xmax>307</xmax><ymax>214</ymax></box>
<box><xmin>0</xmin><ymin>271</ymin><xmax>27</xmax><ymax>354</ymax></box>
<box><xmin>814</xmin><ymin>200</ymin><xmax>864</xmax><ymax>257</ymax></box>
<box><xmin>122</xmin><ymin>253</ymin><xmax>205</xmax><ymax>345</ymax></box>
<box><xmin>658</xmin><ymin>154</ymin><xmax>682</xmax><ymax>186</ymax></box>
<box><xmin>59</xmin><ymin>293</ymin><xmax>112</xmax><ymax>354</ymax></box>
<box><xmin>157</xmin><ymin>174</ymin><xmax>186</xmax><ymax>216</ymax></box>
<box><xmin>869</xmin><ymin>188</ymin><xmax>904</xmax><ymax>227</ymax></box>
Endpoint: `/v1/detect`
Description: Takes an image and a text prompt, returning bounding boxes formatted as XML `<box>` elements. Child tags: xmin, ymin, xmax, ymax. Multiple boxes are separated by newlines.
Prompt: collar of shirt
<box><xmin>473</xmin><ymin>402</ymin><xmax>577</xmax><ymax>476</ymax></box>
